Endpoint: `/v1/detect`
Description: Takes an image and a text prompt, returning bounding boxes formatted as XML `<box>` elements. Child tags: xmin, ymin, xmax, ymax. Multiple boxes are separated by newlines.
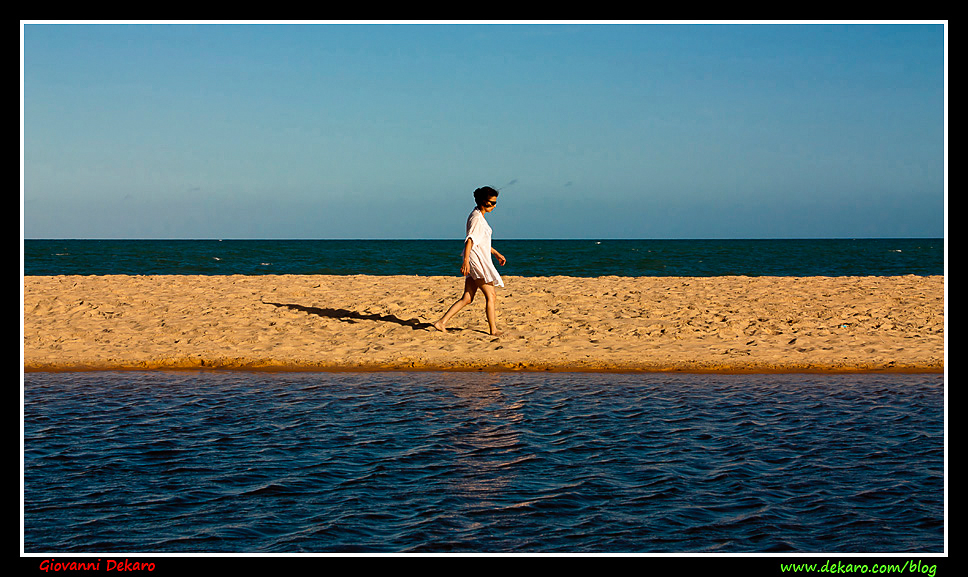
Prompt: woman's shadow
<box><xmin>262</xmin><ymin>300</ymin><xmax>434</xmax><ymax>330</ymax></box>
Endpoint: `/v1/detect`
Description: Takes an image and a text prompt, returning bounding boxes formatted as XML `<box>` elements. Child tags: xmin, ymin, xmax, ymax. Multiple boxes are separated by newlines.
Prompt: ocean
<box><xmin>23</xmin><ymin>238</ymin><xmax>943</xmax><ymax>277</ymax></box>
<box><xmin>22</xmin><ymin>239</ymin><xmax>946</xmax><ymax>554</ymax></box>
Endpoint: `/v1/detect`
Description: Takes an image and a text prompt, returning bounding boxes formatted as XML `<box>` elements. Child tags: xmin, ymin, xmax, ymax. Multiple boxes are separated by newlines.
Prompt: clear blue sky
<box><xmin>21</xmin><ymin>22</ymin><xmax>946</xmax><ymax>239</ymax></box>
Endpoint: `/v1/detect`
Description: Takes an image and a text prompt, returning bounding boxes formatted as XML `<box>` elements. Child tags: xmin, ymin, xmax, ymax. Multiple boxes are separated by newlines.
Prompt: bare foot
<box><xmin>433</xmin><ymin>321</ymin><xmax>448</xmax><ymax>333</ymax></box>
<box><xmin>490</xmin><ymin>330</ymin><xmax>504</xmax><ymax>337</ymax></box>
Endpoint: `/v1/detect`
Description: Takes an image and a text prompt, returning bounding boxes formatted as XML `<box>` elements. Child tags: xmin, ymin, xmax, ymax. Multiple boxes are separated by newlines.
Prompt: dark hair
<box><xmin>473</xmin><ymin>186</ymin><xmax>499</xmax><ymax>208</ymax></box>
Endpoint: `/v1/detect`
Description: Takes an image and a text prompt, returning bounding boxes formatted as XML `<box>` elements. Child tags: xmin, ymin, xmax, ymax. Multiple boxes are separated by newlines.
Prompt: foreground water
<box><xmin>23</xmin><ymin>371</ymin><xmax>943</xmax><ymax>553</ymax></box>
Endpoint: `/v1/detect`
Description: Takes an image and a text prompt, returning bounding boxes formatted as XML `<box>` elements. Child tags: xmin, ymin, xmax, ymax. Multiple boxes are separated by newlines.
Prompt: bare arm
<box><xmin>461</xmin><ymin>238</ymin><xmax>473</xmax><ymax>276</ymax></box>
<box><xmin>491</xmin><ymin>246</ymin><xmax>506</xmax><ymax>266</ymax></box>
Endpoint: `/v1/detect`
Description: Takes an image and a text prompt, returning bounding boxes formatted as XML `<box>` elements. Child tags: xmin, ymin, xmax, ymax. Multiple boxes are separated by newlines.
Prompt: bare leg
<box><xmin>479</xmin><ymin>282</ymin><xmax>502</xmax><ymax>336</ymax></box>
<box><xmin>433</xmin><ymin>277</ymin><xmax>478</xmax><ymax>332</ymax></box>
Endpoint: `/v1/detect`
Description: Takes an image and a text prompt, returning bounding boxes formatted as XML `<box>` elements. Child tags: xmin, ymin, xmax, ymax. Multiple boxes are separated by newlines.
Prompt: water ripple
<box><xmin>24</xmin><ymin>371</ymin><xmax>943</xmax><ymax>553</ymax></box>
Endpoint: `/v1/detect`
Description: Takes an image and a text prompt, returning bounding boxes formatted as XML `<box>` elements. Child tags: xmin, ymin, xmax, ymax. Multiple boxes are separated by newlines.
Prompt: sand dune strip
<box><xmin>24</xmin><ymin>274</ymin><xmax>944</xmax><ymax>373</ymax></box>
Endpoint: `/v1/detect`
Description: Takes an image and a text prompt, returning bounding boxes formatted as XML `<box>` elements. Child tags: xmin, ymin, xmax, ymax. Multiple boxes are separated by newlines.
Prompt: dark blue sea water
<box><xmin>23</xmin><ymin>371</ymin><xmax>944</xmax><ymax>554</ymax></box>
<box><xmin>23</xmin><ymin>238</ymin><xmax>943</xmax><ymax>277</ymax></box>
<box><xmin>22</xmin><ymin>239</ymin><xmax>946</xmax><ymax>554</ymax></box>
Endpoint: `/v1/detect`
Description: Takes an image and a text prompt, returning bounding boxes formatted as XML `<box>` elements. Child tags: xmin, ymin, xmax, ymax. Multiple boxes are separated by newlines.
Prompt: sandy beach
<box><xmin>23</xmin><ymin>274</ymin><xmax>944</xmax><ymax>373</ymax></box>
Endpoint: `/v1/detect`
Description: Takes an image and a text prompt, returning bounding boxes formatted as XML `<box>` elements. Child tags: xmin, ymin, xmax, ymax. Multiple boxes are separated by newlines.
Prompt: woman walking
<box><xmin>433</xmin><ymin>186</ymin><xmax>507</xmax><ymax>336</ymax></box>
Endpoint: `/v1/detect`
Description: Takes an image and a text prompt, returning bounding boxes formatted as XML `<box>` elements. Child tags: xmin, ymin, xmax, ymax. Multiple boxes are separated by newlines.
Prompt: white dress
<box><xmin>464</xmin><ymin>208</ymin><xmax>504</xmax><ymax>287</ymax></box>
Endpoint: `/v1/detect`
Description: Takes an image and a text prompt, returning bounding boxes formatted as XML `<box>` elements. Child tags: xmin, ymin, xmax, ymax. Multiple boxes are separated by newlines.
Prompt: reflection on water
<box><xmin>445</xmin><ymin>372</ymin><xmax>521</xmax><ymax>508</ymax></box>
<box><xmin>23</xmin><ymin>371</ymin><xmax>944</xmax><ymax>553</ymax></box>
